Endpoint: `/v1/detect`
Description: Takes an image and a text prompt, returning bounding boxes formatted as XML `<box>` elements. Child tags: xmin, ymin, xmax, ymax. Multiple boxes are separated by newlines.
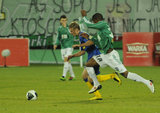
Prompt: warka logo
<box><xmin>126</xmin><ymin>42</ymin><xmax>149</xmax><ymax>55</ymax></box>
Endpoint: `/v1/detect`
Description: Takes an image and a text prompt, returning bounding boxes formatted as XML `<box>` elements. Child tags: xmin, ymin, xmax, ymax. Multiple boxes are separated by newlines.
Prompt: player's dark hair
<box><xmin>69</xmin><ymin>21</ymin><xmax>80</xmax><ymax>30</ymax></box>
<box><xmin>60</xmin><ymin>15</ymin><xmax>67</xmax><ymax>19</ymax></box>
<box><xmin>92</xmin><ymin>13</ymin><xmax>104</xmax><ymax>21</ymax></box>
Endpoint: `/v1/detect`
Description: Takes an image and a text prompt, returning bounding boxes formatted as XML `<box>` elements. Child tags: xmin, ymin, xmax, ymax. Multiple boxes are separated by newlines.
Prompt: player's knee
<box><xmin>82</xmin><ymin>75</ymin><xmax>87</xmax><ymax>79</ymax></box>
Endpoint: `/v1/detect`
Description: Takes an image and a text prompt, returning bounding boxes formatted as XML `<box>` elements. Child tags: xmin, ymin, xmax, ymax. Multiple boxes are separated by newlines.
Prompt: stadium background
<box><xmin>0</xmin><ymin>1</ymin><xmax>160</xmax><ymax>112</ymax></box>
<box><xmin>0</xmin><ymin>0</ymin><xmax>159</xmax><ymax>64</ymax></box>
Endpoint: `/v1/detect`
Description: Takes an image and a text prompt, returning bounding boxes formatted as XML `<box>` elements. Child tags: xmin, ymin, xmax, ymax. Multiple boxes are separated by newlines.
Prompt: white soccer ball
<box><xmin>26</xmin><ymin>90</ymin><xmax>38</xmax><ymax>100</ymax></box>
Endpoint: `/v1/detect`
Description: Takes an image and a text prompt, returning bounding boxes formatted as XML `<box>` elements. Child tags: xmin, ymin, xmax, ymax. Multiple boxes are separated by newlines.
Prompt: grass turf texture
<box><xmin>0</xmin><ymin>64</ymin><xmax>160</xmax><ymax>113</ymax></box>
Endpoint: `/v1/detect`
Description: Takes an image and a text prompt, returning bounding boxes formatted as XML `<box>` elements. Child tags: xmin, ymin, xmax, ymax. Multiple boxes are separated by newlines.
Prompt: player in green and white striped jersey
<box><xmin>72</xmin><ymin>10</ymin><xmax>154</xmax><ymax>94</ymax></box>
<box><xmin>54</xmin><ymin>15</ymin><xmax>75</xmax><ymax>81</ymax></box>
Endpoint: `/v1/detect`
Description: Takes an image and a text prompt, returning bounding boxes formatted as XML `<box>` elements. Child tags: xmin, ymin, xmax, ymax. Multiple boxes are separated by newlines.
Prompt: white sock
<box><xmin>86</xmin><ymin>67</ymin><xmax>100</xmax><ymax>86</ymax></box>
<box><xmin>68</xmin><ymin>63</ymin><xmax>75</xmax><ymax>78</ymax></box>
<box><xmin>62</xmin><ymin>62</ymin><xmax>69</xmax><ymax>77</ymax></box>
<box><xmin>127</xmin><ymin>72</ymin><xmax>149</xmax><ymax>85</ymax></box>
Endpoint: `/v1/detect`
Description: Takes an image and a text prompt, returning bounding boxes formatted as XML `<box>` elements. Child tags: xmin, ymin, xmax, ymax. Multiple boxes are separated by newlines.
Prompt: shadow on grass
<box><xmin>60</xmin><ymin>100</ymin><xmax>106</xmax><ymax>104</ymax></box>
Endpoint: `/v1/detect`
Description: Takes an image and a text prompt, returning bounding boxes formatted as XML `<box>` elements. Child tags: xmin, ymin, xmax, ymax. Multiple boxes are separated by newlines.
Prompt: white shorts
<box><xmin>93</xmin><ymin>50</ymin><xmax>127</xmax><ymax>73</ymax></box>
<box><xmin>61</xmin><ymin>48</ymin><xmax>73</xmax><ymax>60</ymax></box>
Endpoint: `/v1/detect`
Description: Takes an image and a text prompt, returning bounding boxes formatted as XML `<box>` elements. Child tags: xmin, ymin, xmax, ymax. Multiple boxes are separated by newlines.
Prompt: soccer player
<box><xmin>54</xmin><ymin>15</ymin><xmax>75</xmax><ymax>81</ymax></box>
<box><xmin>68</xmin><ymin>21</ymin><xmax>121</xmax><ymax>100</ymax></box>
<box><xmin>73</xmin><ymin>10</ymin><xmax>155</xmax><ymax>94</ymax></box>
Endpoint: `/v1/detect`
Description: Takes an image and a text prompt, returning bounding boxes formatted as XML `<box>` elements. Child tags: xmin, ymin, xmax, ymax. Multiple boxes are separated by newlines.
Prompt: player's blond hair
<box><xmin>69</xmin><ymin>21</ymin><xmax>80</xmax><ymax>30</ymax></box>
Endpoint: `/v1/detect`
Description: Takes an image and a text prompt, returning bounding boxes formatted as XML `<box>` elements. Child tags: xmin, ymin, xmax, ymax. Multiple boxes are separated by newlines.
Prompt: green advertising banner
<box><xmin>26</xmin><ymin>35</ymin><xmax>79</xmax><ymax>48</ymax></box>
<box><xmin>24</xmin><ymin>35</ymin><xmax>53</xmax><ymax>48</ymax></box>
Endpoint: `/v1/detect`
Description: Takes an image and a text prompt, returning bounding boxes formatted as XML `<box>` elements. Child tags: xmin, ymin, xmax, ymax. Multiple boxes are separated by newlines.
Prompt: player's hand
<box><xmin>72</xmin><ymin>44</ymin><xmax>80</xmax><ymax>48</ymax></box>
<box><xmin>81</xmin><ymin>10</ymin><xmax>87</xmax><ymax>17</ymax></box>
<box><xmin>67</xmin><ymin>55</ymin><xmax>74</xmax><ymax>61</ymax></box>
<box><xmin>54</xmin><ymin>45</ymin><xmax>57</xmax><ymax>49</ymax></box>
<box><xmin>80</xmin><ymin>33</ymin><xmax>89</xmax><ymax>39</ymax></box>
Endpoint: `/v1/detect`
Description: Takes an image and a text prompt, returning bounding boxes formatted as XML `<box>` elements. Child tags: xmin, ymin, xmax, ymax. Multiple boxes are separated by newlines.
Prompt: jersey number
<box><xmin>96</xmin><ymin>55</ymin><xmax>102</xmax><ymax>62</ymax></box>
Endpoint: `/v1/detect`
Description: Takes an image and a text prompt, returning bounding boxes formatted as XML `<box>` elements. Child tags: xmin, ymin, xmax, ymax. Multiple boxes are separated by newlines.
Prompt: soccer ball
<box><xmin>26</xmin><ymin>90</ymin><xmax>38</xmax><ymax>100</ymax></box>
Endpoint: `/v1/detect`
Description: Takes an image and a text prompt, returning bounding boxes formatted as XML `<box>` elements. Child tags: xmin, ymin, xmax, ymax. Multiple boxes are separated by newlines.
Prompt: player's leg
<box><xmin>68</xmin><ymin>62</ymin><xmax>76</xmax><ymax>80</ymax></box>
<box><xmin>64</xmin><ymin>58</ymin><xmax>75</xmax><ymax>80</ymax></box>
<box><xmin>120</xmin><ymin>71</ymin><xmax>155</xmax><ymax>93</ymax></box>
<box><xmin>97</xmin><ymin>72</ymin><xmax>122</xmax><ymax>85</ymax></box>
<box><xmin>93</xmin><ymin>65</ymin><xmax>121</xmax><ymax>84</ymax></box>
<box><xmin>106</xmin><ymin>50</ymin><xmax>155</xmax><ymax>93</ymax></box>
<box><xmin>82</xmin><ymin>68</ymin><xmax>102</xmax><ymax>100</ymax></box>
<box><xmin>97</xmin><ymin>74</ymin><xmax>112</xmax><ymax>81</ymax></box>
<box><xmin>60</xmin><ymin>49</ymin><xmax>68</xmax><ymax>81</ymax></box>
<box><xmin>85</xmin><ymin>58</ymin><xmax>102</xmax><ymax>94</ymax></box>
<box><xmin>66</xmin><ymin>48</ymin><xmax>75</xmax><ymax>80</ymax></box>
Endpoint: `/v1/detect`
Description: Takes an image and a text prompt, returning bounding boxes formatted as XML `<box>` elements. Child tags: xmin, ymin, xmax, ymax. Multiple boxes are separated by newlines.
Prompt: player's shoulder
<box><xmin>79</xmin><ymin>35</ymin><xmax>85</xmax><ymax>43</ymax></box>
<box><xmin>79</xmin><ymin>31</ymin><xmax>89</xmax><ymax>36</ymax></box>
<box><xmin>98</xmin><ymin>20</ymin><xmax>108</xmax><ymax>25</ymax></box>
<box><xmin>79</xmin><ymin>31</ymin><xmax>84</xmax><ymax>35</ymax></box>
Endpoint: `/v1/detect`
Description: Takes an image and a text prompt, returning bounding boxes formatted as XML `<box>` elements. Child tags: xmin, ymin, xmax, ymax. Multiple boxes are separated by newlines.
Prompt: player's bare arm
<box><xmin>72</xmin><ymin>44</ymin><xmax>80</xmax><ymax>48</ymax></box>
<box><xmin>67</xmin><ymin>51</ymin><xmax>85</xmax><ymax>61</ymax></box>
<box><xmin>72</xmin><ymin>40</ymin><xmax>94</xmax><ymax>48</ymax></box>
<box><xmin>80</xmin><ymin>40</ymin><xmax>94</xmax><ymax>47</ymax></box>
<box><xmin>81</xmin><ymin>10</ymin><xmax>87</xmax><ymax>17</ymax></box>
<box><xmin>67</xmin><ymin>55</ymin><xmax>74</xmax><ymax>61</ymax></box>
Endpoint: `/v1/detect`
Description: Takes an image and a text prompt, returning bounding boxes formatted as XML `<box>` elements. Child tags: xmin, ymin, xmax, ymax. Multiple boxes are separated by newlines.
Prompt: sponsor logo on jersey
<box><xmin>126</xmin><ymin>42</ymin><xmax>149</xmax><ymax>55</ymax></box>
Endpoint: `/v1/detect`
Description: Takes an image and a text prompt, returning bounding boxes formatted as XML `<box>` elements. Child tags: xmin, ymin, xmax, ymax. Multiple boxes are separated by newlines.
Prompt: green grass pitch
<box><xmin>0</xmin><ymin>64</ymin><xmax>160</xmax><ymax>113</ymax></box>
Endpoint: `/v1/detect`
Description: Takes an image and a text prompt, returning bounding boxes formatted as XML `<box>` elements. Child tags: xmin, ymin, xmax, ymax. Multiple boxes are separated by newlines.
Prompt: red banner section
<box><xmin>0</xmin><ymin>39</ymin><xmax>29</xmax><ymax>66</ymax></box>
<box><xmin>123</xmin><ymin>32</ymin><xmax>160</xmax><ymax>66</ymax></box>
